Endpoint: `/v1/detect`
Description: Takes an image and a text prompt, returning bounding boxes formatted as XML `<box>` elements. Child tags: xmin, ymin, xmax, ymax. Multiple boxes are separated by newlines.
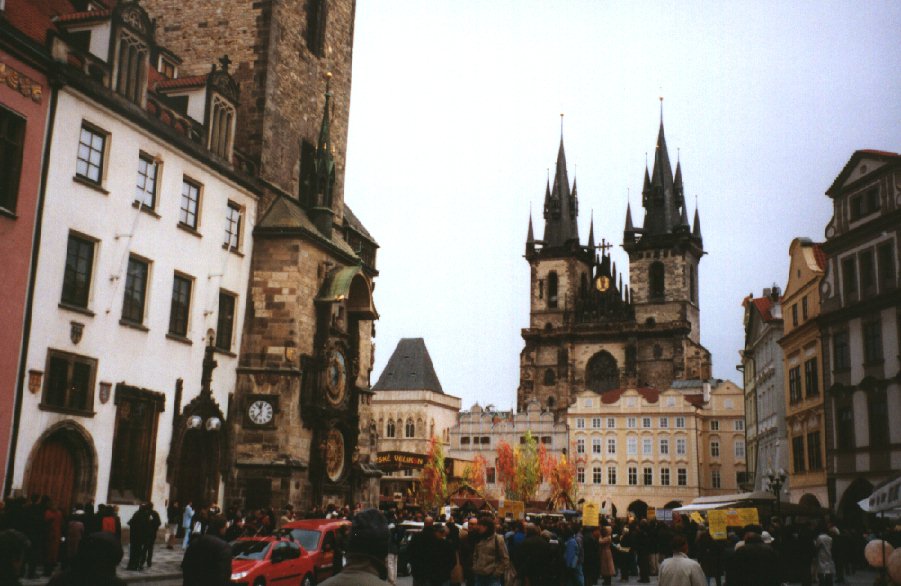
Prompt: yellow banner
<box><xmin>690</xmin><ymin>512</ymin><xmax>705</xmax><ymax>525</ymax></box>
<box><xmin>582</xmin><ymin>502</ymin><xmax>599</xmax><ymax>527</ymax></box>
<box><xmin>707</xmin><ymin>510</ymin><xmax>727</xmax><ymax>540</ymax></box>
<box><xmin>497</xmin><ymin>500</ymin><xmax>525</xmax><ymax>520</ymax></box>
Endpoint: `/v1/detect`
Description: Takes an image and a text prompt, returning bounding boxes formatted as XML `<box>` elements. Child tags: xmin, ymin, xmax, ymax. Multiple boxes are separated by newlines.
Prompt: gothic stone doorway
<box><xmin>174</xmin><ymin>427</ymin><xmax>222</xmax><ymax>509</ymax></box>
<box><xmin>25</xmin><ymin>422</ymin><xmax>97</xmax><ymax>512</ymax></box>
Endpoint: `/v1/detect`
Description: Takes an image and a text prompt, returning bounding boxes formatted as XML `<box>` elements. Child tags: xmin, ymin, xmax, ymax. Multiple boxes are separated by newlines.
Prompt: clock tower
<box><xmin>518</xmin><ymin>112</ymin><xmax>712</xmax><ymax>415</ymax></box>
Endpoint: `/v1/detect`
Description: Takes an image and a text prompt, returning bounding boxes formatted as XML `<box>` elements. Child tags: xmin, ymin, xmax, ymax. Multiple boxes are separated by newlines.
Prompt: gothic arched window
<box><xmin>405</xmin><ymin>418</ymin><xmax>415</xmax><ymax>438</ymax></box>
<box><xmin>649</xmin><ymin>262</ymin><xmax>665</xmax><ymax>300</ymax></box>
<box><xmin>586</xmin><ymin>351</ymin><xmax>619</xmax><ymax>392</ymax></box>
<box><xmin>548</xmin><ymin>272</ymin><xmax>559</xmax><ymax>308</ymax></box>
<box><xmin>386</xmin><ymin>420</ymin><xmax>395</xmax><ymax>438</ymax></box>
<box><xmin>544</xmin><ymin>369</ymin><xmax>556</xmax><ymax>386</ymax></box>
<box><xmin>547</xmin><ymin>396</ymin><xmax>556</xmax><ymax>409</ymax></box>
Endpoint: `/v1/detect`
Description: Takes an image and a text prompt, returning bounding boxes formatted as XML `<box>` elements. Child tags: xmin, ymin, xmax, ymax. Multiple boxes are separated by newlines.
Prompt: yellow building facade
<box><xmin>779</xmin><ymin>238</ymin><xmax>829</xmax><ymax>508</ymax></box>
<box><xmin>567</xmin><ymin>380</ymin><xmax>746</xmax><ymax>516</ymax></box>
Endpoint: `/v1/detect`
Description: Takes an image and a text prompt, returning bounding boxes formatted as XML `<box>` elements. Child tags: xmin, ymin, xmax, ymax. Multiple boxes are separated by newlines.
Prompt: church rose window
<box><xmin>585</xmin><ymin>351</ymin><xmax>619</xmax><ymax>392</ymax></box>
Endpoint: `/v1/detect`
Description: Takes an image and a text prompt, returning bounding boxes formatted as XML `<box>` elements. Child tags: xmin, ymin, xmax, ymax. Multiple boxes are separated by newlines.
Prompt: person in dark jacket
<box><xmin>142</xmin><ymin>503</ymin><xmax>162</xmax><ymax>568</ymax></box>
<box><xmin>181</xmin><ymin>515</ymin><xmax>231</xmax><ymax>586</ymax></box>
<box><xmin>513</xmin><ymin>523</ymin><xmax>553</xmax><ymax>586</ymax></box>
<box><xmin>582</xmin><ymin>526</ymin><xmax>600</xmax><ymax>586</ymax></box>
<box><xmin>694</xmin><ymin>526</ymin><xmax>723</xmax><ymax>586</ymax></box>
<box><xmin>47</xmin><ymin>531</ymin><xmax>126</xmax><ymax>586</ymax></box>
<box><xmin>320</xmin><ymin>508</ymin><xmax>391</xmax><ymax>585</ymax></box>
<box><xmin>0</xmin><ymin>529</ymin><xmax>29</xmax><ymax>586</ymax></box>
<box><xmin>126</xmin><ymin>504</ymin><xmax>149</xmax><ymax>571</ymax></box>
<box><xmin>726</xmin><ymin>531</ymin><xmax>780</xmax><ymax>586</ymax></box>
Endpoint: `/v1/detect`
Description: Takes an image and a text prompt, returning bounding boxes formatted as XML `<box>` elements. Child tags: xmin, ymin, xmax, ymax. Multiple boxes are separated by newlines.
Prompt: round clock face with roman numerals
<box><xmin>325</xmin><ymin>350</ymin><xmax>347</xmax><ymax>406</ymax></box>
<box><xmin>325</xmin><ymin>428</ymin><xmax>345</xmax><ymax>482</ymax></box>
<box><xmin>248</xmin><ymin>399</ymin><xmax>274</xmax><ymax>425</ymax></box>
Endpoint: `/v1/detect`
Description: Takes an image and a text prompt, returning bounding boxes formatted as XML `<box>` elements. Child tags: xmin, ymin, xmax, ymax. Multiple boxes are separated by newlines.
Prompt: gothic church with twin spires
<box><xmin>518</xmin><ymin>115</ymin><xmax>712</xmax><ymax>414</ymax></box>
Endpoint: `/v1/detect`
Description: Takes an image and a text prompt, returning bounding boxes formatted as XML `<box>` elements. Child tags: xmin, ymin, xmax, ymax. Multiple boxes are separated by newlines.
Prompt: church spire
<box><xmin>624</xmin><ymin>201</ymin><xmax>636</xmax><ymax>244</ymax></box>
<box><xmin>526</xmin><ymin>212</ymin><xmax>536</xmax><ymax>257</ymax></box>
<box><xmin>639</xmin><ymin>102</ymin><xmax>679</xmax><ymax>237</ymax></box>
<box><xmin>541</xmin><ymin>121</ymin><xmax>579</xmax><ymax>248</ymax></box>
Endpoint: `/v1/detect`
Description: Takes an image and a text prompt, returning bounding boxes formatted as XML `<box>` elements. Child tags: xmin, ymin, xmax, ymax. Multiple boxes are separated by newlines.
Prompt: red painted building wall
<box><xmin>0</xmin><ymin>45</ymin><xmax>50</xmax><ymax>484</ymax></box>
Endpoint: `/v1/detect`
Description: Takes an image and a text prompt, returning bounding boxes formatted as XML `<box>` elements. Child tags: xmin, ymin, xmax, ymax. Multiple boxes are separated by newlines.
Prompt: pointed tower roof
<box><xmin>372</xmin><ymin>338</ymin><xmax>444</xmax><ymax>393</ymax></box>
<box><xmin>624</xmin><ymin>201</ymin><xmax>635</xmax><ymax>232</ymax></box>
<box><xmin>693</xmin><ymin>205</ymin><xmax>702</xmax><ymax>239</ymax></box>
<box><xmin>542</xmin><ymin>124</ymin><xmax>580</xmax><ymax>248</ymax></box>
<box><xmin>587</xmin><ymin>212</ymin><xmax>595</xmax><ymax>249</ymax></box>
<box><xmin>527</xmin><ymin>213</ymin><xmax>535</xmax><ymax>244</ymax></box>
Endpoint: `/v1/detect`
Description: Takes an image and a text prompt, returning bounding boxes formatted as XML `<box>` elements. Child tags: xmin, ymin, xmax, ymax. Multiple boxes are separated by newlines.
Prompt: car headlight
<box><xmin>230</xmin><ymin>570</ymin><xmax>249</xmax><ymax>580</ymax></box>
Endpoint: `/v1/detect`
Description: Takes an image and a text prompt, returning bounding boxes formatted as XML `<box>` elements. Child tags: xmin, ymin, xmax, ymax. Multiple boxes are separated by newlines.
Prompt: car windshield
<box><xmin>289</xmin><ymin>529</ymin><xmax>321</xmax><ymax>552</ymax></box>
<box><xmin>232</xmin><ymin>540</ymin><xmax>271</xmax><ymax>560</ymax></box>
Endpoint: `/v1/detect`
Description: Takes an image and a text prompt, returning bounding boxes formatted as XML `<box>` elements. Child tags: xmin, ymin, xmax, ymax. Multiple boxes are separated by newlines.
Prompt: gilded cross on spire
<box><xmin>218</xmin><ymin>54</ymin><xmax>231</xmax><ymax>73</ymax></box>
<box><xmin>598</xmin><ymin>238</ymin><xmax>613</xmax><ymax>254</ymax></box>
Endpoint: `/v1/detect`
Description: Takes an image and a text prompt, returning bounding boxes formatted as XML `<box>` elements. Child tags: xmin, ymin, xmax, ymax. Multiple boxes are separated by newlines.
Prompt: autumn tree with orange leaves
<box><xmin>420</xmin><ymin>435</ymin><xmax>447</xmax><ymax>509</ymax></box>
<box><xmin>540</xmin><ymin>442</ymin><xmax>582</xmax><ymax>509</ymax></box>
<box><xmin>462</xmin><ymin>454</ymin><xmax>488</xmax><ymax>493</ymax></box>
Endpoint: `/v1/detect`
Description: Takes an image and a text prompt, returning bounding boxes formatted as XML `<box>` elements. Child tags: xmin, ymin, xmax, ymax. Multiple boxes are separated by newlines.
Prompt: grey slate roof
<box><xmin>372</xmin><ymin>338</ymin><xmax>444</xmax><ymax>393</ymax></box>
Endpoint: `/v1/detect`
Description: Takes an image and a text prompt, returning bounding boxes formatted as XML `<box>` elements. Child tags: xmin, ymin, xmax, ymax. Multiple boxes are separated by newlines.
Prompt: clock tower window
<box><xmin>548</xmin><ymin>272</ymin><xmax>559</xmax><ymax>308</ymax></box>
<box><xmin>649</xmin><ymin>262</ymin><xmax>665</xmax><ymax>300</ymax></box>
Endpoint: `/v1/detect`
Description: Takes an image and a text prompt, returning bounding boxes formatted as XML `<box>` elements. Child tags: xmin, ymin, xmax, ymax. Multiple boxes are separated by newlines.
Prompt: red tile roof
<box><xmin>751</xmin><ymin>296</ymin><xmax>776</xmax><ymax>322</ymax></box>
<box><xmin>600</xmin><ymin>387</ymin><xmax>660</xmax><ymax>404</ymax></box>
<box><xmin>55</xmin><ymin>8</ymin><xmax>112</xmax><ymax>23</ymax></box>
<box><xmin>156</xmin><ymin>75</ymin><xmax>208</xmax><ymax>91</ymax></box>
<box><xmin>812</xmin><ymin>243</ymin><xmax>827</xmax><ymax>271</ymax></box>
<box><xmin>684</xmin><ymin>394</ymin><xmax>705</xmax><ymax>408</ymax></box>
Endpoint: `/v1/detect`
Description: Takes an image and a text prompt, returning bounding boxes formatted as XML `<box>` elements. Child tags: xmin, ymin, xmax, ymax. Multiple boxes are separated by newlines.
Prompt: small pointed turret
<box><xmin>587</xmin><ymin>212</ymin><xmax>595</xmax><ymax>250</ymax></box>
<box><xmin>624</xmin><ymin>201</ymin><xmax>636</xmax><ymax>244</ymax></box>
<box><xmin>641</xmin><ymin>166</ymin><xmax>652</xmax><ymax>206</ymax></box>
<box><xmin>674</xmin><ymin>159</ymin><xmax>685</xmax><ymax>208</ymax></box>
<box><xmin>526</xmin><ymin>213</ymin><xmax>536</xmax><ymax>257</ymax></box>
<box><xmin>310</xmin><ymin>73</ymin><xmax>337</xmax><ymax>236</ymax></box>
<box><xmin>693</xmin><ymin>205</ymin><xmax>703</xmax><ymax>240</ymax></box>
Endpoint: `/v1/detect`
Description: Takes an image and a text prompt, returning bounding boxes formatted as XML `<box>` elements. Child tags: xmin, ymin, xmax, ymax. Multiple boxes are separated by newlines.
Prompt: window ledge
<box><xmin>132</xmin><ymin>201</ymin><xmax>161</xmax><ymax>218</ymax></box>
<box><xmin>213</xmin><ymin>347</ymin><xmax>237</xmax><ymax>358</ymax></box>
<box><xmin>0</xmin><ymin>206</ymin><xmax>17</xmax><ymax>219</ymax></box>
<box><xmin>166</xmin><ymin>333</ymin><xmax>193</xmax><ymax>345</ymax></box>
<box><xmin>38</xmin><ymin>403</ymin><xmax>95</xmax><ymax>417</ymax></box>
<box><xmin>177</xmin><ymin>222</ymin><xmax>202</xmax><ymax>238</ymax></box>
<box><xmin>73</xmin><ymin>175</ymin><xmax>109</xmax><ymax>194</ymax></box>
<box><xmin>58</xmin><ymin>302</ymin><xmax>96</xmax><ymax>317</ymax></box>
<box><xmin>222</xmin><ymin>244</ymin><xmax>244</xmax><ymax>257</ymax></box>
<box><xmin>119</xmin><ymin>319</ymin><xmax>149</xmax><ymax>332</ymax></box>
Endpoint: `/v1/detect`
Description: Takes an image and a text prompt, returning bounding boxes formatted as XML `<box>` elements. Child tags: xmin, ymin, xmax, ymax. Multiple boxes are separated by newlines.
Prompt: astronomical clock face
<box><xmin>325</xmin><ymin>350</ymin><xmax>347</xmax><ymax>406</ymax></box>
<box><xmin>248</xmin><ymin>399</ymin><xmax>274</xmax><ymax>425</ymax></box>
<box><xmin>324</xmin><ymin>428</ymin><xmax>346</xmax><ymax>482</ymax></box>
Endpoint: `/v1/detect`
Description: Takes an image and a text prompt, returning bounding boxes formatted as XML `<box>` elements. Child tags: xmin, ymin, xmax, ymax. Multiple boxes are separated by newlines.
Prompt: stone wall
<box><xmin>141</xmin><ymin>0</ymin><xmax>355</xmax><ymax>222</ymax></box>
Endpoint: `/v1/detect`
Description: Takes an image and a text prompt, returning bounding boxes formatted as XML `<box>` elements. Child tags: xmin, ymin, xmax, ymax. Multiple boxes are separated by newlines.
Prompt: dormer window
<box><xmin>850</xmin><ymin>187</ymin><xmax>879</xmax><ymax>221</ymax></box>
<box><xmin>158</xmin><ymin>56</ymin><xmax>177</xmax><ymax>79</ymax></box>
<box><xmin>208</xmin><ymin>95</ymin><xmax>235</xmax><ymax>159</ymax></box>
<box><xmin>113</xmin><ymin>29</ymin><xmax>148</xmax><ymax>104</ymax></box>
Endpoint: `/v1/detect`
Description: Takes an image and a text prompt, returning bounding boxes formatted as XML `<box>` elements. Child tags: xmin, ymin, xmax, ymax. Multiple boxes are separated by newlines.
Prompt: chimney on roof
<box><xmin>763</xmin><ymin>287</ymin><xmax>771</xmax><ymax>298</ymax></box>
<box><xmin>702</xmin><ymin>381</ymin><xmax>711</xmax><ymax>403</ymax></box>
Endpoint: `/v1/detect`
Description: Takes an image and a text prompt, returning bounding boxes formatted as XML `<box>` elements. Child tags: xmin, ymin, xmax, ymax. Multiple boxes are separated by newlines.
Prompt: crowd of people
<box><xmin>0</xmin><ymin>494</ymin><xmax>898</xmax><ymax>586</ymax></box>
<box><xmin>383</xmin><ymin>508</ymin><xmax>900</xmax><ymax>586</ymax></box>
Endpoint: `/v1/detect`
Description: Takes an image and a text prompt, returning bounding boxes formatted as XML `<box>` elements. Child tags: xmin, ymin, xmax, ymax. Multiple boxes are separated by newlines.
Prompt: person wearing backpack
<box><xmin>471</xmin><ymin>516</ymin><xmax>509</xmax><ymax>586</ymax></box>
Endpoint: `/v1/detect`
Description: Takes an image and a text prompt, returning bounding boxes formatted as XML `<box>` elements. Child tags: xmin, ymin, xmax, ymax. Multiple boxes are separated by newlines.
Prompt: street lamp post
<box><xmin>765</xmin><ymin>468</ymin><xmax>787</xmax><ymax>519</ymax></box>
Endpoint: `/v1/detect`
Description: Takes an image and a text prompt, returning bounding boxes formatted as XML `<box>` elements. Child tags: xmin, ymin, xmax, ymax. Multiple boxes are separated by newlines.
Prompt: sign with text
<box><xmin>498</xmin><ymin>500</ymin><xmax>525</xmax><ymax>520</ymax></box>
<box><xmin>707</xmin><ymin>508</ymin><xmax>760</xmax><ymax>540</ymax></box>
<box><xmin>376</xmin><ymin>451</ymin><xmax>426</xmax><ymax>471</ymax></box>
<box><xmin>583</xmin><ymin>502</ymin><xmax>600</xmax><ymax>527</ymax></box>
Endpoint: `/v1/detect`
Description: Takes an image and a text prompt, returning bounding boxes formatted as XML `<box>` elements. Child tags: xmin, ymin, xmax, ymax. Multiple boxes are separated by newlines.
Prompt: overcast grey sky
<box><xmin>344</xmin><ymin>1</ymin><xmax>901</xmax><ymax>410</ymax></box>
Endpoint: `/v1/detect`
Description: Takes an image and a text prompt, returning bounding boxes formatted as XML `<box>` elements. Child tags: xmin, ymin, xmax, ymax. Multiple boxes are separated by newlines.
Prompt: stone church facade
<box><xmin>143</xmin><ymin>0</ymin><xmax>381</xmax><ymax>509</ymax></box>
<box><xmin>519</xmin><ymin>117</ymin><xmax>712</xmax><ymax>415</ymax></box>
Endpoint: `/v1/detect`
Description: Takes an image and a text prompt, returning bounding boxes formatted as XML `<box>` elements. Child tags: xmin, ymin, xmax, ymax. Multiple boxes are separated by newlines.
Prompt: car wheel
<box><xmin>253</xmin><ymin>579</ymin><xmax>266</xmax><ymax>586</ymax></box>
<box><xmin>301</xmin><ymin>575</ymin><xmax>314</xmax><ymax>586</ymax></box>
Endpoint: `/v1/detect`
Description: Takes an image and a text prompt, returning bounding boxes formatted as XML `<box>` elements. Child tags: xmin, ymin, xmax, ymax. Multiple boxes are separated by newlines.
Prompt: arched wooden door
<box><xmin>26</xmin><ymin>437</ymin><xmax>77</xmax><ymax>511</ymax></box>
<box><xmin>176</xmin><ymin>429</ymin><xmax>220</xmax><ymax>509</ymax></box>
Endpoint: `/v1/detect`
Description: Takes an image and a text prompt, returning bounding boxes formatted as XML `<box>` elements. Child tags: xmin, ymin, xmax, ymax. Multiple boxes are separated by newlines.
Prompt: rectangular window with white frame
<box><xmin>627</xmin><ymin>437</ymin><xmax>637</xmax><ymax>455</ymax></box>
<box><xmin>76</xmin><ymin>123</ymin><xmax>108</xmax><ymax>185</ymax></box>
<box><xmin>607</xmin><ymin>466</ymin><xmax>617</xmax><ymax>485</ymax></box>
<box><xmin>61</xmin><ymin>233</ymin><xmax>96</xmax><ymax>309</ymax></box>
<box><xmin>168</xmin><ymin>273</ymin><xmax>193</xmax><ymax>337</ymax></box>
<box><xmin>592</xmin><ymin>438</ymin><xmax>601</xmax><ymax>454</ymax></box>
<box><xmin>659</xmin><ymin>438</ymin><xmax>669</xmax><ymax>455</ymax></box>
<box><xmin>224</xmin><ymin>201</ymin><xmax>243</xmax><ymax>251</ymax></box>
<box><xmin>735</xmin><ymin>439</ymin><xmax>746</xmax><ymax>459</ymax></box>
<box><xmin>660</xmin><ymin>467</ymin><xmax>670</xmax><ymax>486</ymax></box>
<box><xmin>135</xmin><ymin>154</ymin><xmax>159</xmax><ymax>210</ymax></box>
<box><xmin>676</xmin><ymin>437</ymin><xmax>687</xmax><ymax>456</ymax></box>
<box><xmin>122</xmin><ymin>255</ymin><xmax>150</xmax><ymax>325</ymax></box>
<box><xmin>675</xmin><ymin>416</ymin><xmax>685</xmax><ymax>428</ymax></box>
<box><xmin>607</xmin><ymin>437</ymin><xmax>616</xmax><ymax>455</ymax></box>
<box><xmin>179</xmin><ymin>177</ymin><xmax>201</xmax><ymax>229</ymax></box>
<box><xmin>215</xmin><ymin>290</ymin><xmax>237</xmax><ymax>351</ymax></box>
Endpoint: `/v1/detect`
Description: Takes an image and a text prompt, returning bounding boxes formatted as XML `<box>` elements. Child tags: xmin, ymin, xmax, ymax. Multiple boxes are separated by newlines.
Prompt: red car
<box><xmin>230</xmin><ymin>536</ymin><xmax>313</xmax><ymax>586</ymax></box>
<box><xmin>282</xmin><ymin>519</ymin><xmax>352</xmax><ymax>583</ymax></box>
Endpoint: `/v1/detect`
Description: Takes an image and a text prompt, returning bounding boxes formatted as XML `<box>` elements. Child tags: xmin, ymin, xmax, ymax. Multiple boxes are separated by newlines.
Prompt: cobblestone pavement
<box><xmin>21</xmin><ymin>544</ymin><xmax>184</xmax><ymax>585</ymax></box>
